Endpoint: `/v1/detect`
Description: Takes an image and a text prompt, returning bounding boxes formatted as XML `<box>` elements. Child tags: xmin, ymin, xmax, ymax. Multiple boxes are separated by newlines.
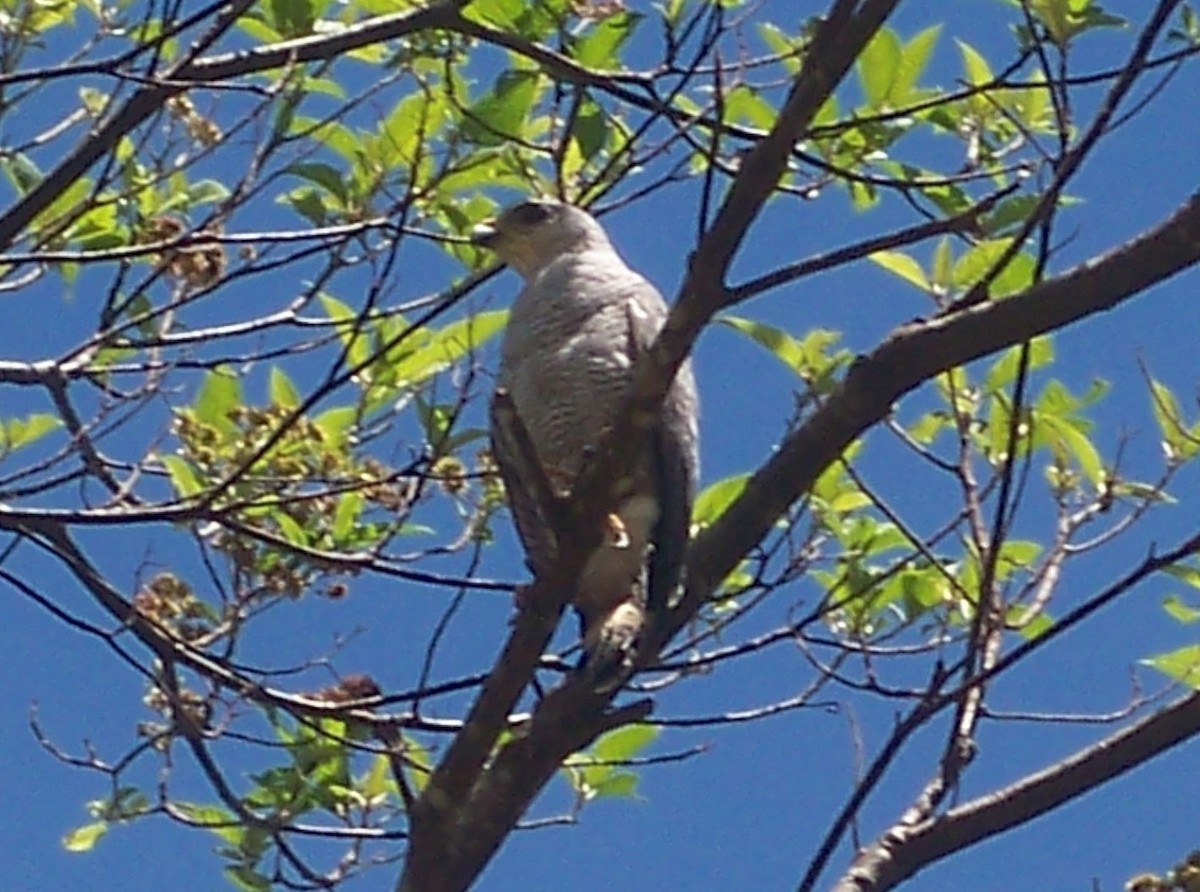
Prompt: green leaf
<box><xmin>1009</xmin><ymin>75</ymin><xmax>1053</xmax><ymax>133</ymax></box>
<box><xmin>388</xmin><ymin>310</ymin><xmax>509</xmax><ymax>388</ymax></box>
<box><xmin>723</xmin><ymin>85</ymin><xmax>776</xmax><ymax>130</ymax></box>
<box><xmin>930</xmin><ymin>237</ymin><xmax>953</xmax><ymax>291</ymax></box>
<box><xmin>1040</xmin><ymin>414</ymin><xmax>1103</xmax><ymax>484</ymax></box>
<box><xmin>592</xmin><ymin>723</ymin><xmax>658</xmax><ymax>762</ymax></box>
<box><xmin>333</xmin><ymin>491</ymin><xmax>364</xmax><ymax>541</ymax></box>
<box><xmin>908</xmin><ymin>411</ymin><xmax>950</xmax><ymax>444</ymax></box>
<box><xmin>63</xmin><ymin>821</ymin><xmax>108</xmax><ymax>852</ymax></box>
<box><xmin>361</xmin><ymin>753</ymin><xmax>396</xmax><ymax>802</ymax></box>
<box><xmin>857</xmin><ymin>27</ymin><xmax>902</xmax><ymax>107</ymax></box>
<box><xmin>1162</xmin><ymin>593</ymin><xmax>1200</xmax><ymax>625</ymax></box>
<box><xmin>983</xmin><ymin>194</ymin><xmax>1043</xmax><ymax>236</ymax></box>
<box><xmin>187</xmin><ymin>179</ymin><xmax>232</xmax><ymax>206</ymax></box>
<box><xmin>286</xmin><ymin>162</ymin><xmax>348</xmax><ymax>205</ymax></box>
<box><xmin>1029</xmin><ymin>0</ymin><xmax>1128</xmax><ymax>46</ymax></box>
<box><xmin>314</xmin><ymin>407</ymin><xmax>357</xmax><ymax>446</ymax></box>
<box><xmin>1164</xmin><ymin>563</ymin><xmax>1200</xmax><ymax>592</ymax></box>
<box><xmin>237</xmin><ymin>16</ymin><xmax>283</xmax><ymax>44</ymax></box>
<box><xmin>3</xmin><ymin>153</ymin><xmax>42</xmax><ymax>194</ymax></box>
<box><xmin>462</xmin><ymin>0</ymin><xmax>525</xmax><ymax>30</ymax></box>
<box><xmin>1142</xmin><ymin>644</ymin><xmax>1200</xmax><ymax>688</ymax></box>
<box><xmin>951</xmin><ymin>239</ymin><xmax>1034</xmax><ymax>296</ymax></box>
<box><xmin>462</xmin><ymin>69</ymin><xmax>541</xmax><ymax>146</ymax></box>
<box><xmin>571</xmin><ymin>97</ymin><xmax>607</xmax><ymax>162</ymax></box>
<box><xmin>957</xmin><ymin>40</ymin><xmax>994</xmax><ymax>86</ymax></box>
<box><xmin>574</xmin><ymin>11</ymin><xmax>643</xmax><ymax>68</ymax></box>
<box><xmin>3</xmin><ymin>412</ymin><xmax>63</xmax><ymax>452</ymax></box>
<box><xmin>1009</xmin><ymin>606</ymin><xmax>1054</xmax><ymax>640</ymax></box>
<box><xmin>172</xmin><ymin>802</ymin><xmax>243</xmax><ymax>846</ymax></box>
<box><xmin>1148</xmin><ymin>378</ymin><xmax>1199</xmax><ymax>463</ymax></box>
<box><xmin>320</xmin><ymin>294</ymin><xmax>370</xmax><ymax>368</ymax></box>
<box><xmin>284</xmin><ymin>188</ymin><xmax>330</xmax><ymax>225</ymax></box>
<box><xmin>269</xmin><ymin>0</ymin><xmax>316</xmax><ymax>37</ymax></box>
<box><xmin>894</xmin><ymin>26</ymin><xmax>941</xmax><ymax>101</ymax></box>
<box><xmin>287</xmin><ymin>117</ymin><xmax>360</xmax><ymax>164</ymax></box>
<box><xmin>982</xmin><ymin>338</ymin><xmax>1055</xmax><ymax>395</ymax></box>
<box><xmin>563</xmin><ymin>724</ymin><xmax>657</xmax><ymax>803</ymax></box>
<box><xmin>377</xmin><ymin>90</ymin><xmax>448</xmax><ymax>174</ymax></box>
<box><xmin>692</xmin><ymin>473</ymin><xmax>750</xmax><ymax>530</ymax></box>
<box><xmin>990</xmin><ymin>251</ymin><xmax>1036</xmax><ymax>298</ymax></box>
<box><xmin>269</xmin><ymin>368</ymin><xmax>302</xmax><ymax>409</ymax></box>
<box><xmin>870</xmin><ymin>250</ymin><xmax>929</xmax><ymax>291</ymax></box>
<box><xmin>591</xmin><ymin>771</ymin><xmax>639</xmax><ymax>798</ymax></box>
<box><xmin>997</xmin><ymin>539</ymin><xmax>1043</xmax><ymax>577</ymax></box>
<box><xmin>720</xmin><ymin>315</ymin><xmax>849</xmax><ymax>388</ymax></box>
<box><xmin>758</xmin><ymin>22</ymin><xmax>803</xmax><ymax>75</ymax></box>
<box><xmin>193</xmin><ymin>367</ymin><xmax>243</xmax><ymax>436</ymax></box>
<box><xmin>275</xmin><ymin>510</ymin><xmax>307</xmax><ymax>546</ymax></box>
<box><xmin>162</xmin><ymin>455</ymin><xmax>204</xmax><ymax>498</ymax></box>
<box><xmin>224</xmin><ymin>865</ymin><xmax>273</xmax><ymax>892</ymax></box>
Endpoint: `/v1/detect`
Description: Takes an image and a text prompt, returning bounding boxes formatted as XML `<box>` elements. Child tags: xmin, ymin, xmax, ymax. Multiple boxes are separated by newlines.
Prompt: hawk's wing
<box><xmin>625</xmin><ymin>290</ymin><xmax>699</xmax><ymax>615</ymax></box>
<box><xmin>488</xmin><ymin>391</ymin><xmax>557</xmax><ymax>577</ymax></box>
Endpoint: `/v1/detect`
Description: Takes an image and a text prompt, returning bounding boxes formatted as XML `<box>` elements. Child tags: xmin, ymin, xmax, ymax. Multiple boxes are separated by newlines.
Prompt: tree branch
<box><xmin>675</xmin><ymin>187</ymin><xmax>1200</xmax><ymax>633</ymax></box>
<box><xmin>0</xmin><ymin>0</ymin><xmax>472</xmax><ymax>251</ymax></box>
<box><xmin>398</xmin><ymin>4</ymin><xmax>904</xmax><ymax>890</ymax></box>
<box><xmin>833</xmin><ymin>689</ymin><xmax>1200</xmax><ymax>892</ymax></box>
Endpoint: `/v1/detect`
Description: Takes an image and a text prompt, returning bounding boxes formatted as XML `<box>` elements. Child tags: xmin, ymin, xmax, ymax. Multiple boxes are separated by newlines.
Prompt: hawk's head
<box><xmin>472</xmin><ymin>199</ymin><xmax>610</xmax><ymax>280</ymax></box>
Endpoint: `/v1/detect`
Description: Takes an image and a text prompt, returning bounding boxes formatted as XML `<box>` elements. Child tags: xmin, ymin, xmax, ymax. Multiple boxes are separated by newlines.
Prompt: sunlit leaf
<box><xmin>3</xmin><ymin>413</ymin><xmax>63</xmax><ymax>452</ymax></box>
<box><xmin>314</xmin><ymin>407</ymin><xmax>357</xmax><ymax>445</ymax></box>
<box><xmin>162</xmin><ymin>455</ymin><xmax>204</xmax><ymax>498</ymax></box>
<box><xmin>982</xmin><ymin>338</ymin><xmax>1055</xmax><ymax>395</ymax></box>
<box><xmin>720</xmin><ymin>316</ymin><xmax>849</xmax><ymax>387</ymax></box>
<box><xmin>388</xmin><ymin>310</ymin><xmax>509</xmax><ymax>388</ymax></box>
<box><xmin>1148</xmin><ymin>378</ymin><xmax>1200</xmax><ymax>463</ymax></box>
<box><xmin>574</xmin><ymin>11</ymin><xmax>643</xmax><ymax>68</ymax></box>
<box><xmin>62</xmin><ymin>821</ymin><xmax>108</xmax><ymax>852</ymax></box>
<box><xmin>193</xmin><ymin>367</ymin><xmax>243</xmax><ymax>436</ymax></box>
<box><xmin>692</xmin><ymin>473</ymin><xmax>750</xmax><ymax>530</ymax></box>
<box><xmin>858</xmin><ymin>27</ymin><xmax>902</xmax><ymax>107</ymax></box>
<box><xmin>1142</xmin><ymin>644</ymin><xmax>1200</xmax><ymax>688</ymax></box>
<box><xmin>894</xmin><ymin>26</ymin><xmax>941</xmax><ymax>101</ymax></box>
<box><xmin>269</xmin><ymin>368</ymin><xmax>302</xmax><ymax>409</ymax></box>
<box><xmin>1162</xmin><ymin>592</ymin><xmax>1200</xmax><ymax>624</ymax></box>
<box><xmin>462</xmin><ymin>69</ymin><xmax>541</xmax><ymax>146</ymax></box>
<box><xmin>957</xmin><ymin>39</ymin><xmax>994</xmax><ymax>86</ymax></box>
<box><xmin>870</xmin><ymin>250</ymin><xmax>929</xmax><ymax>291</ymax></box>
<box><xmin>592</xmin><ymin>723</ymin><xmax>658</xmax><ymax>762</ymax></box>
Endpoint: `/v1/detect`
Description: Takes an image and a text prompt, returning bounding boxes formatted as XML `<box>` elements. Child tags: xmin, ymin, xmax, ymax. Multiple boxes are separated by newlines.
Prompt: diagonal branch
<box><xmin>833</xmin><ymin>688</ymin><xmax>1200</xmax><ymax>892</ymax></box>
<box><xmin>398</xmin><ymin>4</ymin><xmax>904</xmax><ymax>891</ymax></box>
<box><xmin>673</xmin><ymin>187</ymin><xmax>1200</xmax><ymax>634</ymax></box>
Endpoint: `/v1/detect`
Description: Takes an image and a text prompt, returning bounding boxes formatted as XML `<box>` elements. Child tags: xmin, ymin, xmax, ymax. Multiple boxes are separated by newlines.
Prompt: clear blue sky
<box><xmin>4</xmin><ymin>2</ymin><xmax>1200</xmax><ymax>890</ymax></box>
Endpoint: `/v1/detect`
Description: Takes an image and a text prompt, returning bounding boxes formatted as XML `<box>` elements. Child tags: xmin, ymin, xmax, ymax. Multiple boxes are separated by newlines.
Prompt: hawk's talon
<box><xmin>580</xmin><ymin>600</ymin><xmax>644</xmax><ymax>693</ymax></box>
<box><xmin>605</xmin><ymin>512</ymin><xmax>631</xmax><ymax>549</ymax></box>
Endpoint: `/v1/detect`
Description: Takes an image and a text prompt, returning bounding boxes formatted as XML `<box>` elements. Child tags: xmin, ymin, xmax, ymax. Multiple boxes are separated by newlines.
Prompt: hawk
<box><xmin>475</xmin><ymin>198</ymin><xmax>699</xmax><ymax>682</ymax></box>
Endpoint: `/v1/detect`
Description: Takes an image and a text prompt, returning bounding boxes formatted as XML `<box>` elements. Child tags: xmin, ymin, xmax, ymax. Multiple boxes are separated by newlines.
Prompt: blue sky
<box><xmin>4</xmin><ymin>2</ymin><xmax>1200</xmax><ymax>891</ymax></box>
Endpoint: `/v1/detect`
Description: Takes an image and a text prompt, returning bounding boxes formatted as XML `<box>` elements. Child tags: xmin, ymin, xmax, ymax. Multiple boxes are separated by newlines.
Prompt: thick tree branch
<box><xmin>802</xmin><ymin>524</ymin><xmax>1200</xmax><ymax>892</ymax></box>
<box><xmin>399</xmin><ymin>5</ymin><xmax>904</xmax><ymax>891</ymax></box>
<box><xmin>674</xmin><ymin>187</ymin><xmax>1200</xmax><ymax>634</ymax></box>
<box><xmin>834</xmin><ymin>689</ymin><xmax>1200</xmax><ymax>892</ymax></box>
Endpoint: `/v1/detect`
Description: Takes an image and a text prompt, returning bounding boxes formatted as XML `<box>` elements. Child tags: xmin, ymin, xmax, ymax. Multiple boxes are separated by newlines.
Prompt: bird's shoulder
<box><xmin>525</xmin><ymin>248</ymin><xmax>667</xmax><ymax>314</ymax></box>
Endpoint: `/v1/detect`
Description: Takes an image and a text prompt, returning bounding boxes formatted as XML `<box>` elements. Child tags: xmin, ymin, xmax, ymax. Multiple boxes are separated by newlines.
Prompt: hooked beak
<box><xmin>470</xmin><ymin>221</ymin><xmax>499</xmax><ymax>247</ymax></box>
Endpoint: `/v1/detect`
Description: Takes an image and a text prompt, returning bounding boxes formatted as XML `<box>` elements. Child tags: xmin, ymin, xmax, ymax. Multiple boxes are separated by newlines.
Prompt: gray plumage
<box><xmin>475</xmin><ymin>198</ymin><xmax>699</xmax><ymax>678</ymax></box>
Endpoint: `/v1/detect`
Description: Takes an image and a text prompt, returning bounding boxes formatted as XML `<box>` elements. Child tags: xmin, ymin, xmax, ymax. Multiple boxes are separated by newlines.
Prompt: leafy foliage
<box><xmin>0</xmin><ymin>2</ymin><xmax>1198</xmax><ymax>892</ymax></box>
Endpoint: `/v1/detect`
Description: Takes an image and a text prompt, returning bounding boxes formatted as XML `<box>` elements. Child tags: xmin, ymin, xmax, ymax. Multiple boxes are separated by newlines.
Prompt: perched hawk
<box><xmin>475</xmin><ymin>198</ymin><xmax>699</xmax><ymax>681</ymax></box>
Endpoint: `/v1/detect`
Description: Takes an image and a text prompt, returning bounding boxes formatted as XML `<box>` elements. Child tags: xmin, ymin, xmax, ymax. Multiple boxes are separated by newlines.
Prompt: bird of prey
<box><xmin>475</xmin><ymin>198</ymin><xmax>699</xmax><ymax>683</ymax></box>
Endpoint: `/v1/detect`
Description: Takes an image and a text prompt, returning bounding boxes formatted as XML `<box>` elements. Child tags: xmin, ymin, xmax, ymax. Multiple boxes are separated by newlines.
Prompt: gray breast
<box><xmin>498</xmin><ymin>253</ymin><xmax>648</xmax><ymax>486</ymax></box>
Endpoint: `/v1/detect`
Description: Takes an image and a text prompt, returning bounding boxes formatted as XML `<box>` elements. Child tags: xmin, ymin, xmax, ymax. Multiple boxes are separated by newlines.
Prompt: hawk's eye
<box><xmin>511</xmin><ymin>202</ymin><xmax>554</xmax><ymax>226</ymax></box>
